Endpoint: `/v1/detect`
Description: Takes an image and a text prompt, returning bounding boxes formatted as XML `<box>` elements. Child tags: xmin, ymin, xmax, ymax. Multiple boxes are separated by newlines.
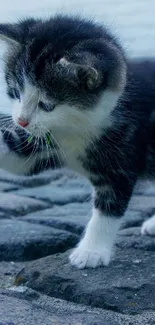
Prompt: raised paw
<box><xmin>141</xmin><ymin>216</ymin><xmax>155</xmax><ymax>236</ymax></box>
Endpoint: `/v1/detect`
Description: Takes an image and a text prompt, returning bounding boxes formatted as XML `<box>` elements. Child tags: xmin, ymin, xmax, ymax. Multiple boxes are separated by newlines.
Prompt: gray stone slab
<box><xmin>121</xmin><ymin>211</ymin><xmax>147</xmax><ymax>229</ymax></box>
<box><xmin>15</xmin><ymin>184</ymin><xmax>91</xmax><ymax>205</ymax></box>
<box><xmin>53</xmin><ymin>174</ymin><xmax>91</xmax><ymax>188</ymax></box>
<box><xmin>0</xmin><ymin>219</ymin><xmax>78</xmax><ymax>261</ymax></box>
<box><xmin>0</xmin><ymin>278</ymin><xmax>154</xmax><ymax>325</ymax></box>
<box><xmin>134</xmin><ymin>181</ymin><xmax>155</xmax><ymax>196</ymax></box>
<box><xmin>0</xmin><ymin>181</ymin><xmax>19</xmax><ymax>192</ymax></box>
<box><xmin>0</xmin><ymin>193</ymin><xmax>49</xmax><ymax>215</ymax></box>
<box><xmin>129</xmin><ymin>195</ymin><xmax>155</xmax><ymax>214</ymax></box>
<box><xmin>22</xmin><ymin>205</ymin><xmax>147</xmax><ymax>236</ymax></box>
<box><xmin>1</xmin><ymin>287</ymin><xmax>154</xmax><ymax>325</ymax></box>
<box><xmin>21</xmin><ymin>203</ymin><xmax>91</xmax><ymax>234</ymax></box>
<box><xmin>15</xmin><ymin>180</ymin><xmax>155</xmax><ymax>215</ymax></box>
<box><xmin>116</xmin><ymin>227</ymin><xmax>155</xmax><ymax>251</ymax></box>
<box><xmin>0</xmin><ymin>168</ymin><xmax>65</xmax><ymax>187</ymax></box>
<box><xmin>15</xmin><ymin>245</ymin><xmax>155</xmax><ymax>315</ymax></box>
<box><xmin>0</xmin><ymin>288</ymin><xmax>121</xmax><ymax>325</ymax></box>
<box><xmin>0</xmin><ymin>211</ymin><xmax>8</xmax><ymax>219</ymax></box>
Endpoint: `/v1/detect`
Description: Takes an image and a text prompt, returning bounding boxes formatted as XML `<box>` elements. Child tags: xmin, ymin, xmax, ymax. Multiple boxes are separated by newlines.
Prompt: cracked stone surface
<box><xmin>0</xmin><ymin>171</ymin><xmax>155</xmax><ymax>324</ymax></box>
<box><xmin>1</xmin><ymin>287</ymin><xmax>151</xmax><ymax>325</ymax></box>
<box><xmin>0</xmin><ymin>1</ymin><xmax>155</xmax><ymax>324</ymax></box>
<box><xmin>14</xmin><ymin>245</ymin><xmax>155</xmax><ymax>315</ymax></box>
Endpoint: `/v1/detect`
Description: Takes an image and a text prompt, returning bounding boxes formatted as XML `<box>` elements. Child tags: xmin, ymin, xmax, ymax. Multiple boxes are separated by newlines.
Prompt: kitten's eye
<box><xmin>14</xmin><ymin>89</ymin><xmax>21</xmax><ymax>101</ymax></box>
<box><xmin>7</xmin><ymin>88</ymin><xmax>21</xmax><ymax>101</ymax></box>
<box><xmin>38</xmin><ymin>101</ymin><xmax>55</xmax><ymax>112</ymax></box>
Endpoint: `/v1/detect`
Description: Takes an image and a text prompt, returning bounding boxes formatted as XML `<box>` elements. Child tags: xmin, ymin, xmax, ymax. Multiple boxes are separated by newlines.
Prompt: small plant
<box><xmin>27</xmin><ymin>135</ymin><xmax>33</xmax><ymax>143</ymax></box>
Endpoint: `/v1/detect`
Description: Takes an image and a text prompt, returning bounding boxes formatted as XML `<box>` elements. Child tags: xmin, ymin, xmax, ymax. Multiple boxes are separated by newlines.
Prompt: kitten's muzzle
<box><xmin>18</xmin><ymin>118</ymin><xmax>29</xmax><ymax>128</ymax></box>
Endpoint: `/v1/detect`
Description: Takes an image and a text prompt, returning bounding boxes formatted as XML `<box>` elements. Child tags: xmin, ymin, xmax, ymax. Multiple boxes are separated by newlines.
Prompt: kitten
<box><xmin>0</xmin><ymin>15</ymin><xmax>155</xmax><ymax>269</ymax></box>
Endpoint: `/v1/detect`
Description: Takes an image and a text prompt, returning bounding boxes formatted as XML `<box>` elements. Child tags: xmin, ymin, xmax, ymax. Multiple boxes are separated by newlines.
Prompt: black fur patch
<box><xmin>2</xmin><ymin>15</ymin><xmax>125</xmax><ymax>109</ymax></box>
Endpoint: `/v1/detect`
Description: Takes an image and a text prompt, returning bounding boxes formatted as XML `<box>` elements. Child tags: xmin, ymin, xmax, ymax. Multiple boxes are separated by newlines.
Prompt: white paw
<box><xmin>141</xmin><ymin>216</ymin><xmax>155</xmax><ymax>235</ymax></box>
<box><xmin>69</xmin><ymin>241</ymin><xmax>111</xmax><ymax>269</ymax></box>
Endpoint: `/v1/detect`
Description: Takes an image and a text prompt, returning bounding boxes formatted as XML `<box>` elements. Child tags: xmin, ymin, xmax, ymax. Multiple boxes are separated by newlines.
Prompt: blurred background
<box><xmin>0</xmin><ymin>0</ymin><xmax>155</xmax><ymax>113</ymax></box>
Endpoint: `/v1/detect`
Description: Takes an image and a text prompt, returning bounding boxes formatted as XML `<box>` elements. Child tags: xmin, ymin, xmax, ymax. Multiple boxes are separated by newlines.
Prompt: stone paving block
<box><xmin>15</xmin><ymin>246</ymin><xmax>155</xmax><ymax>315</ymax></box>
<box><xmin>53</xmin><ymin>175</ymin><xmax>91</xmax><ymax>189</ymax></box>
<box><xmin>0</xmin><ymin>211</ymin><xmax>8</xmax><ymax>219</ymax></box>
<box><xmin>21</xmin><ymin>203</ymin><xmax>91</xmax><ymax>234</ymax></box>
<box><xmin>0</xmin><ymin>181</ymin><xmax>19</xmax><ymax>192</ymax></box>
<box><xmin>15</xmin><ymin>181</ymin><xmax>155</xmax><ymax>215</ymax></box>
<box><xmin>121</xmin><ymin>211</ymin><xmax>147</xmax><ymax>229</ymax></box>
<box><xmin>15</xmin><ymin>184</ymin><xmax>91</xmax><ymax>205</ymax></box>
<box><xmin>129</xmin><ymin>195</ymin><xmax>155</xmax><ymax>214</ymax></box>
<box><xmin>0</xmin><ymin>193</ymin><xmax>49</xmax><ymax>215</ymax></box>
<box><xmin>0</xmin><ymin>168</ymin><xmax>65</xmax><ymax>187</ymax></box>
<box><xmin>0</xmin><ymin>219</ymin><xmax>78</xmax><ymax>261</ymax></box>
<box><xmin>0</xmin><ymin>288</ymin><xmax>121</xmax><ymax>325</ymax></box>
<box><xmin>22</xmin><ymin>206</ymin><xmax>147</xmax><ymax>235</ymax></box>
<box><xmin>116</xmin><ymin>227</ymin><xmax>155</xmax><ymax>251</ymax></box>
<box><xmin>1</xmin><ymin>287</ymin><xmax>155</xmax><ymax>325</ymax></box>
<box><xmin>134</xmin><ymin>181</ymin><xmax>155</xmax><ymax>196</ymax></box>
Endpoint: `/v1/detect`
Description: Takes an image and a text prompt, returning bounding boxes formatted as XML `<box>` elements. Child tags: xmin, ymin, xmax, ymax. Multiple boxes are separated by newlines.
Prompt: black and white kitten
<box><xmin>0</xmin><ymin>15</ymin><xmax>155</xmax><ymax>269</ymax></box>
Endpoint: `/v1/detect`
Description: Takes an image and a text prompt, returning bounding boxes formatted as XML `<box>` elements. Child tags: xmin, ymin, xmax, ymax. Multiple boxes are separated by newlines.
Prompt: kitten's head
<box><xmin>0</xmin><ymin>16</ymin><xmax>126</xmax><ymax>138</ymax></box>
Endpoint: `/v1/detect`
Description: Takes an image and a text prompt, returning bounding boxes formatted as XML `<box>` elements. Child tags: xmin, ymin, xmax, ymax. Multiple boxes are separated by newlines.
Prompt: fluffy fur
<box><xmin>0</xmin><ymin>15</ymin><xmax>155</xmax><ymax>268</ymax></box>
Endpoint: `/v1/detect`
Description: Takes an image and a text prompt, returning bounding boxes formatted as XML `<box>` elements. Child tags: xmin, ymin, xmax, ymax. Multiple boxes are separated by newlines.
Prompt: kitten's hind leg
<box><xmin>141</xmin><ymin>215</ymin><xmax>155</xmax><ymax>235</ymax></box>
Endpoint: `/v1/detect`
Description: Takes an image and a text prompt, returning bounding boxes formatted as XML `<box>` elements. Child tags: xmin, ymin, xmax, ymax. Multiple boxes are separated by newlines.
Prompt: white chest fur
<box><xmin>58</xmin><ymin>134</ymin><xmax>89</xmax><ymax>176</ymax></box>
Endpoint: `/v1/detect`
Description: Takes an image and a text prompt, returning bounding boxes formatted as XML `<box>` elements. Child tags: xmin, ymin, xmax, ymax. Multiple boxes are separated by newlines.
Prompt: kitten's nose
<box><xmin>18</xmin><ymin>118</ymin><xmax>29</xmax><ymax>128</ymax></box>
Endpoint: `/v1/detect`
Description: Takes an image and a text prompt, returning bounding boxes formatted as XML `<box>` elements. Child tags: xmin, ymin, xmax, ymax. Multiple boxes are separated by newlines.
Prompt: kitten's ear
<box><xmin>0</xmin><ymin>19</ymin><xmax>38</xmax><ymax>47</ymax></box>
<box><xmin>58</xmin><ymin>58</ymin><xmax>102</xmax><ymax>90</ymax></box>
<box><xmin>0</xmin><ymin>23</ymin><xmax>21</xmax><ymax>47</ymax></box>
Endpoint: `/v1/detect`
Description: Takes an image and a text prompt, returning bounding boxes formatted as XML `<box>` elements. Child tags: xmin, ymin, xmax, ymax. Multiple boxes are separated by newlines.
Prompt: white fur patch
<box><xmin>12</xmin><ymin>80</ymin><xmax>39</xmax><ymax>125</ymax></box>
<box><xmin>141</xmin><ymin>216</ymin><xmax>155</xmax><ymax>235</ymax></box>
<box><xmin>10</xmin><ymin>79</ymin><xmax>122</xmax><ymax>176</ymax></box>
<box><xmin>69</xmin><ymin>208</ymin><xmax>121</xmax><ymax>269</ymax></box>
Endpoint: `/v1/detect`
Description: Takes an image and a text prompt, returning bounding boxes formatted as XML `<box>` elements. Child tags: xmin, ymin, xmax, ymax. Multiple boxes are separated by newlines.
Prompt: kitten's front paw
<box><xmin>69</xmin><ymin>241</ymin><xmax>111</xmax><ymax>269</ymax></box>
<box><xmin>141</xmin><ymin>216</ymin><xmax>155</xmax><ymax>235</ymax></box>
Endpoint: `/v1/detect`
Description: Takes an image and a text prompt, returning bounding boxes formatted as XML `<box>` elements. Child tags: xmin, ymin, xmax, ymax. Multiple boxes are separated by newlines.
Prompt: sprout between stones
<box><xmin>28</xmin><ymin>134</ymin><xmax>52</xmax><ymax>146</ymax></box>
